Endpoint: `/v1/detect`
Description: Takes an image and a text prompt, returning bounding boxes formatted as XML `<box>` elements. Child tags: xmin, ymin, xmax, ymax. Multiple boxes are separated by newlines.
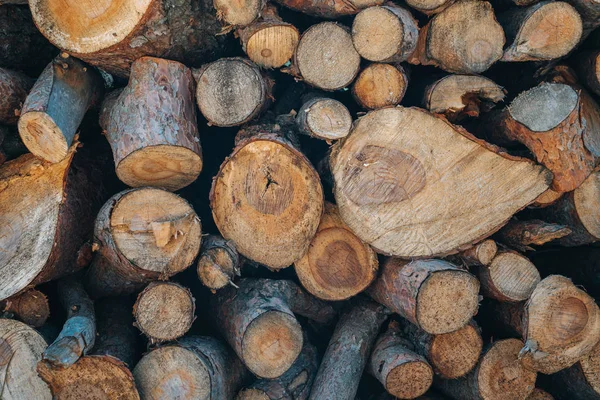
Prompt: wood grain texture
<box><xmin>352</xmin><ymin>63</ymin><xmax>408</xmax><ymax>110</ymax></box>
<box><xmin>197</xmin><ymin>235</ymin><xmax>240</xmax><ymax>291</ymax></box>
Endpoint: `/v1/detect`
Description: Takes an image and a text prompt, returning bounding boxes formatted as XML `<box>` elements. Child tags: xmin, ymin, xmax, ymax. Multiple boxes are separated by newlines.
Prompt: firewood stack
<box><xmin>1</xmin><ymin>0</ymin><xmax>600</xmax><ymax>398</ymax></box>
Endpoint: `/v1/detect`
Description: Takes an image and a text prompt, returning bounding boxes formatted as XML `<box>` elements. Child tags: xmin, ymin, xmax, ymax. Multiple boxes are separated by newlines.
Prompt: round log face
<box><xmin>352</xmin><ymin>7</ymin><xmax>404</xmax><ymax>62</ymax></box>
<box><xmin>405</xmin><ymin>0</ymin><xmax>448</xmax><ymax>12</ymax></box>
<box><xmin>429</xmin><ymin>323</ymin><xmax>483</xmax><ymax>379</ymax></box>
<box><xmin>574</xmin><ymin>170</ymin><xmax>600</xmax><ymax>240</ymax></box>
<box><xmin>237</xmin><ymin>388</ymin><xmax>271</xmax><ymax>400</ymax></box>
<box><xmin>386</xmin><ymin>361</ymin><xmax>433</xmax><ymax>399</ymax></box>
<box><xmin>487</xmin><ymin>252</ymin><xmax>540</xmax><ymax>301</ymax></box>
<box><xmin>18</xmin><ymin>111</ymin><xmax>69</xmax><ymax>163</ymax></box>
<box><xmin>29</xmin><ymin>0</ymin><xmax>152</xmax><ymax>54</ymax></box>
<box><xmin>353</xmin><ymin>63</ymin><xmax>407</xmax><ymax>109</ymax></box>
<box><xmin>303</xmin><ymin>99</ymin><xmax>352</xmax><ymax>140</ymax></box>
<box><xmin>214</xmin><ymin>0</ymin><xmax>262</xmax><ymax>26</ymax></box>
<box><xmin>211</xmin><ymin>138</ymin><xmax>323</xmax><ymax>269</ymax></box>
<box><xmin>247</xmin><ymin>25</ymin><xmax>300</xmax><ymax>68</ymax></box>
<box><xmin>580</xmin><ymin>343</ymin><xmax>600</xmax><ymax>394</ymax></box>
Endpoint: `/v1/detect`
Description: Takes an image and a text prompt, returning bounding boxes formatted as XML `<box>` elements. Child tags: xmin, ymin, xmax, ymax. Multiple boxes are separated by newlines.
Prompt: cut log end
<box><xmin>417</xmin><ymin>269</ymin><xmax>480</xmax><ymax>334</ymax></box>
<box><xmin>405</xmin><ymin>0</ymin><xmax>451</xmax><ymax>14</ymax></box>
<box><xmin>116</xmin><ymin>145</ymin><xmax>203</xmax><ymax>191</ymax></box>
<box><xmin>353</xmin><ymin>63</ymin><xmax>408</xmax><ymax>110</ymax></box>
<box><xmin>4</xmin><ymin>289</ymin><xmax>50</xmax><ymax>328</ymax></box>
<box><xmin>480</xmin><ymin>251</ymin><xmax>541</xmax><ymax>302</ymax></box>
<box><xmin>527</xmin><ymin>389</ymin><xmax>555</xmax><ymax>400</ymax></box>
<box><xmin>242</xmin><ymin>311</ymin><xmax>303</xmax><ymax>378</ymax></box>
<box><xmin>236</xmin><ymin>389</ymin><xmax>270</xmax><ymax>400</ymax></box>
<box><xmin>134</xmin><ymin>282</ymin><xmax>195</xmax><ymax>342</ymax></box>
<box><xmin>197</xmin><ymin>249</ymin><xmax>235</xmax><ymax>290</ymax></box>
<box><xmin>573</xmin><ymin>170</ymin><xmax>600</xmax><ymax>240</ymax></box>
<box><xmin>297</xmin><ymin>98</ymin><xmax>352</xmax><ymax>140</ymax></box>
<box><xmin>459</xmin><ymin>240</ymin><xmax>498</xmax><ymax>266</ymax></box>
<box><xmin>430</xmin><ymin>323</ymin><xmax>483</xmax><ymax>379</ymax></box>
<box><xmin>215</xmin><ymin>0</ymin><xmax>263</xmax><ymax>26</ymax></box>
<box><xmin>18</xmin><ymin>112</ymin><xmax>69</xmax><ymax>163</ymax></box>
<box><xmin>245</xmin><ymin>25</ymin><xmax>300</xmax><ymax>69</ymax></box>
<box><xmin>386</xmin><ymin>360</ymin><xmax>433</xmax><ymax>399</ymax></box>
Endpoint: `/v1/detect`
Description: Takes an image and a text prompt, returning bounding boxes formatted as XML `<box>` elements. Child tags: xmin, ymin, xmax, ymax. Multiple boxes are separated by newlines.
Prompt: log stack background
<box><xmin>0</xmin><ymin>0</ymin><xmax>600</xmax><ymax>398</ymax></box>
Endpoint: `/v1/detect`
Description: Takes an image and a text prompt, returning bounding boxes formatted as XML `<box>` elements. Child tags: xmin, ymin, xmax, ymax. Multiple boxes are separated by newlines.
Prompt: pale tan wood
<box><xmin>215</xmin><ymin>0</ymin><xmax>266</xmax><ymax>26</ymax></box>
<box><xmin>478</xmin><ymin>251</ymin><xmax>541</xmax><ymax>302</ymax></box>
<box><xmin>527</xmin><ymin>389</ymin><xmax>554</xmax><ymax>400</ymax></box>
<box><xmin>456</xmin><ymin>240</ymin><xmax>498</xmax><ymax>267</ymax></box>
<box><xmin>405</xmin><ymin>0</ymin><xmax>453</xmax><ymax>15</ymax></box>
<box><xmin>296</xmin><ymin>97</ymin><xmax>352</xmax><ymax>141</ymax></box>
<box><xmin>352</xmin><ymin>63</ymin><xmax>408</xmax><ymax>110</ymax></box>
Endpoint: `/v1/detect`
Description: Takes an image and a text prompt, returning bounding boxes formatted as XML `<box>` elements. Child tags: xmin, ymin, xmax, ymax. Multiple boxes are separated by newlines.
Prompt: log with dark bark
<box><xmin>402</xmin><ymin>320</ymin><xmax>483</xmax><ymax>379</ymax></box>
<box><xmin>435</xmin><ymin>338</ymin><xmax>537</xmax><ymax>400</ymax></box>
<box><xmin>477</xmin><ymin>250</ymin><xmax>541</xmax><ymax>302</ymax></box>
<box><xmin>210</xmin><ymin>119</ymin><xmax>323</xmax><ymax>269</ymax></box>
<box><xmin>211</xmin><ymin>278</ymin><xmax>336</xmax><ymax>378</ymax></box>
<box><xmin>100</xmin><ymin>57</ymin><xmax>202</xmax><ymax>191</ymax></box>
<box><xmin>273</xmin><ymin>0</ymin><xmax>382</xmax><ymax>18</ymax></box>
<box><xmin>194</xmin><ymin>58</ymin><xmax>272</xmax><ymax>127</ymax></box>
<box><xmin>133</xmin><ymin>281</ymin><xmax>195</xmax><ymax>343</ymax></box>
<box><xmin>18</xmin><ymin>54</ymin><xmax>104</xmax><ymax>163</ymax></box>
<box><xmin>367</xmin><ymin>258</ymin><xmax>480</xmax><ymax>334</ymax></box>
<box><xmin>85</xmin><ymin>187</ymin><xmax>202</xmax><ymax>298</ymax></box>
<box><xmin>292</xmin><ymin>22</ymin><xmax>361</xmax><ymax>91</ymax></box>
<box><xmin>351</xmin><ymin>4</ymin><xmax>419</xmax><ymax>63</ymax></box>
<box><xmin>0</xmin><ymin>144</ymin><xmax>107</xmax><ymax>301</ymax></box>
<box><xmin>94</xmin><ymin>297</ymin><xmax>139</xmax><ymax>368</ymax></box>
<box><xmin>197</xmin><ymin>235</ymin><xmax>240</xmax><ymax>291</ymax></box>
<box><xmin>499</xmin><ymin>1</ymin><xmax>583</xmax><ymax>62</ymax></box>
<box><xmin>574</xmin><ymin>50</ymin><xmax>600</xmax><ymax>97</ymax></box>
<box><xmin>2</xmin><ymin>288</ymin><xmax>50</xmax><ymax>328</ymax></box>
<box><xmin>237</xmin><ymin>5</ymin><xmax>299</xmax><ymax>69</ymax></box>
<box><xmin>496</xmin><ymin>219</ymin><xmax>571</xmax><ymax>251</ymax></box>
<box><xmin>330</xmin><ymin>107</ymin><xmax>551</xmax><ymax>258</ymax></box>
<box><xmin>133</xmin><ymin>336</ymin><xmax>248</xmax><ymax>399</ymax></box>
<box><xmin>0</xmin><ymin>319</ymin><xmax>52</xmax><ymax>400</ymax></box>
<box><xmin>29</xmin><ymin>0</ymin><xmax>229</xmax><ymax>77</ymax></box>
<box><xmin>423</xmin><ymin>75</ymin><xmax>505</xmax><ymax>121</ymax></box>
<box><xmin>295</xmin><ymin>95</ymin><xmax>352</xmax><ymax>141</ymax></box>
<box><xmin>309</xmin><ymin>299</ymin><xmax>390</xmax><ymax>400</ymax></box>
<box><xmin>368</xmin><ymin>322</ymin><xmax>433</xmax><ymax>399</ymax></box>
<box><xmin>236</xmin><ymin>339</ymin><xmax>318</xmax><ymax>400</ymax></box>
<box><xmin>0</xmin><ymin>68</ymin><xmax>33</xmax><ymax>126</ymax></box>
<box><xmin>568</xmin><ymin>0</ymin><xmax>600</xmax><ymax>38</ymax></box>
<box><xmin>352</xmin><ymin>63</ymin><xmax>408</xmax><ymax>110</ymax></box>
<box><xmin>294</xmin><ymin>202</ymin><xmax>378</xmax><ymax>301</ymax></box>
<box><xmin>409</xmin><ymin>1</ymin><xmax>505</xmax><ymax>74</ymax></box>
<box><xmin>455</xmin><ymin>240</ymin><xmax>498</xmax><ymax>267</ymax></box>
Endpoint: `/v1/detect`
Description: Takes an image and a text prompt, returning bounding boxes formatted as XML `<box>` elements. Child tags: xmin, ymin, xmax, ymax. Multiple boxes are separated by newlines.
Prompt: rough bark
<box><xmin>495</xmin><ymin>219</ymin><xmax>572</xmax><ymax>251</ymax></box>
<box><xmin>100</xmin><ymin>57</ymin><xmax>202</xmax><ymax>191</ymax></box>
<box><xmin>85</xmin><ymin>187</ymin><xmax>202</xmax><ymax>298</ymax></box>
<box><xmin>574</xmin><ymin>50</ymin><xmax>600</xmax><ymax>97</ymax></box>
<box><xmin>194</xmin><ymin>57</ymin><xmax>272</xmax><ymax>127</ymax></box>
<box><xmin>2</xmin><ymin>288</ymin><xmax>50</xmax><ymax>328</ymax></box>
<box><xmin>367</xmin><ymin>258</ymin><xmax>480</xmax><ymax>334</ymax></box>
<box><xmin>133</xmin><ymin>281</ymin><xmax>195</xmax><ymax>343</ymax></box>
<box><xmin>211</xmin><ymin>278</ymin><xmax>336</xmax><ymax>378</ymax></box>
<box><xmin>197</xmin><ymin>234</ymin><xmax>241</xmax><ymax>291</ymax></box>
<box><xmin>368</xmin><ymin>322</ymin><xmax>433</xmax><ymax>399</ymax></box>
<box><xmin>0</xmin><ymin>68</ymin><xmax>33</xmax><ymax>126</ymax></box>
<box><xmin>499</xmin><ymin>1</ymin><xmax>582</xmax><ymax>62</ymax></box>
<box><xmin>29</xmin><ymin>0</ymin><xmax>229</xmax><ymax>77</ymax></box>
<box><xmin>330</xmin><ymin>107</ymin><xmax>551</xmax><ymax>258</ymax></box>
<box><xmin>351</xmin><ymin>3</ymin><xmax>419</xmax><ymax>63</ymax></box>
<box><xmin>352</xmin><ymin>63</ymin><xmax>408</xmax><ymax>110</ymax></box>
<box><xmin>309</xmin><ymin>298</ymin><xmax>390</xmax><ymax>400</ymax></box>
<box><xmin>210</xmin><ymin>119</ymin><xmax>323</xmax><ymax>269</ymax></box>
<box><xmin>273</xmin><ymin>0</ymin><xmax>383</xmax><ymax>18</ymax></box>
<box><xmin>133</xmin><ymin>336</ymin><xmax>248</xmax><ymax>400</ymax></box>
<box><xmin>237</xmin><ymin>5</ymin><xmax>299</xmax><ymax>68</ymax></box>
<box><xmin>567</xmin><ymin>0</ymin><xmax>600</xmax><ymax>38</ymax></box>
<box><xmin>295</xmin><ymin>95</ymin><xmax>352</xmax><ymax>142</ymax></box>
<box><xmin>294</xmin><ymin>202</ymin><xmax>378</xmax><ymax>301</ymax></box>
<box><xmin>409</xmin><ymin>1</ymin><xmax>505</xmax><ymax>74</ymax></box>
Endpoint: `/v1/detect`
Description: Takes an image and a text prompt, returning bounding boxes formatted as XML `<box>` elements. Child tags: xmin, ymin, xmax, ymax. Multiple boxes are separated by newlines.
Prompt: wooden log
<box><xmin>294</xmin><ymin>202</ymin><xmax>378</xmax><ymax>301</ymax></box>
<box><xmin>477</xmin><ymin>250</ymin><xmax>541</xmax><ymax>303</ymax></box>
<box><xmin>194</xmin><ymin>58</ymin><xmax>272</xmax><ymax>127</ymax></box>
<box><xmin>352</xmin><ymin>63</ymin><xmax>408</xmax><ymax>110</ymax></box>
<box><xmin>423</xmin><ymin>75</ymin><xmax>505</xmax><ymax>122</ymax></box>
<box><xmin>351</xmin><ymin>4</ymin><xmax>419</xmax><ymax>63</ymax></box>
<box><xmin>18</xmin><ymin>54</ymin><xmax>104</xmax><ymax>163</ymax></box>
<box><xmin>404</xmin><ymin>0</ymin><xmax>454</xmax><ymax>15</ymax></box>
<box><xmin>527</xmin><ymin>389</ymin><xmax>554</xmax><ymax>400</ymax></box>
<box><xmin>402</xmin><ymin>320</ymin><xmax>483</xmax><ymax>379</ymax></box>
<box><xmin>273</xmin><ymin>0</ymin><xmax>382</xmax><ymax>18</ymax></box>
<box><xmin>330</xmin><ymin>107</ymin><xmax>551</xmax><ymax>258</ymax></box>
<box><xmin>94</xmin><ymin>297</ymin><xmax>139</xmax><ymax>368</ymax></box>
<box><xmin>197</xmin><ymin>235</ymin><xmax>240</xmax><ymax>291</ymax></box>
<box><xmin>210</xmin><ymin>119</ymin><xmax>323</xmax><ymax>269</ymax></box>
<box><xmin>293</xmin><ymin>22</ymin><xmax>361</xmax><ymax>91</ymax></box>
<box><xmin>368</xmin><ymin>322</ymin><xmax>433</xmax><ymax>399</ymax></box>
<box><xmin>568</xmin><ymin>0</ymin><xmax>600</xmax><ymax>38</ymax></box>
<box><xmin>211</xmin><ymin>278</ymin><xmax>336</xmax><ymax>378</ymax></box>
<box><xmin>29</xmin><ymin>0</ymin><xmax>228</xmax><ymax>77</ymax></box>
<box><xmin>214</xmin><ymin>0</ymin><xmax>266</xmax><ymax>27</ymax></box>
<box><xmin>493</xmin><ymin>275</ymin><xmax>600</xmax><ymax>374</ymax></box>
<box><xmin>2</xmin><ymin>288</ymin><xmax>50</xmax><ymax>328</ymax></box>
<box><xmin>499</xmin><ymin>1</ymin><xmax>582</xmax><ymax>62</ymax></box>
<box><xmin>531</xmin><ymin>189</ymin><xmax>563</xmax><ymax>208</ymax></box>
<box><xmin>574</xmin><ymin>50</ymin><xmax>600</xmax><ymax>97</ymax></box>
<box><xmin>85</xmin><ymin>187</ymin><xmax>202</xmax><ymax>298</ymax></box>
<box><xmin>0</xmin><ymin>319</ymin><xmax>52</xmax><ymax>400</ymax></box>
<box><xmin>133</xmin><ymin>336</ymin><xmax>248</xmax><ymax>399</ymax></box>
<box><xmin>409</xmin><ymin>1</ymin><xmax>505</xmax><ymax>74</ymax></box>
<box><xmin>367</xmin><ymin>259</ymin><xmax>480</xmax><ymax>334</ymax></box>
<box><xmin>436</xmin><ymin>338</ymin><xmax>537</xmax><ymax>400</ymax></box>
<box><xmin>309</xmin><ymin>299</ymin><xmax>390</xmax><ymax>400</ymax></box>
<box><xmin>237</xmin><ymin>5</ymin><xmax>299</xmax><ymax>69</ymax></box>
<box><xmin>295</xmin><ymin>95</ymin><xmax>352</xmax><ymax>142</ymax></box>
<box><xmin>100</xmin><ymin>57</ymin><xmax>202</xmax><ymax>191</ymax></box>
<box><xmin>484</xmin><ymin>82</ymin><xmax>600</xmax><ymax>193</ymax></box>
<box><xmin>495</xmin><ymin>219</ymin><xmax>572</xmax><ymax>251</ymax></box>
<box><xmin>236</xmin><ymin>339</ymin><xmax>318</xmax><ymax>400</ymax></box>
<box><xmin>133</xmin><ymin>281</ymin><xmax>195</xmax><ymax>343</ymax></box>
<box><xmin>533</xmin><ymin>169</ymin><xmax>600</xmax><ymax>246</ymax></box>
<box><xmin>42</xmin><ymin>275</ymin><xmax>95</xmax><ymax>368</ymax></box>
<box><xmin>0</xmin><ymin>68</ymin><xmax>33</xmax><ymax>126</ymax></box>
<box><xmin>0</xmin><ymin>144</ymin><xmax>106</xmax><ymax>301</ymax></box>
<box><xmin>455</xmin><ymin>240</ymin><xmax>498</xmax><ymax>267</ymax></box>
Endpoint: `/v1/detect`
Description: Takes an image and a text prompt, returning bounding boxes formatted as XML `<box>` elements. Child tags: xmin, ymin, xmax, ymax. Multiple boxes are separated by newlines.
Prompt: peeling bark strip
<box><xmin>86</xmin><ymin>187</ymin><xmax>202</xmax><ymax>298</ymax></box>
<box><xmin>29</xmin><ymin>0</ymin><xmax>228</xmax><ymax>77</ymax></box>
<box><xmin>211</xmin><ymin>279</ymin><xmax>336</xmax><ymax>379</ymax></box>
<box><xmin>100</xmin><ymin>57</ymin><xmax>202</xmax><ymax>191</ymax></box>
<box><xmin>19</xmin><ymin>55</ymin><xmax>104</xmax><ymax>163</ymax></box>
<box><xmin>2</xmin><ymin>289</ymin><xmax>50</xmax><ymax>328</ymax></box>
<box><xmin>0</xmin><ymin>68</ymin><xmax>33</xmax><ymax>126</ymax></box>
<box><xmin>134</xmin><ymin>336</ymin><xmax>248</xmax><ymax>400</ymax></box>
<box><xmin>496</xmin><ymin>219</ymin><xmax>572</xmax><ymax>251</ymax></box>
<box><xmin>330</xmin><ymin>107</ymin><xmax>551</xmax><ymax>258</ymax></box>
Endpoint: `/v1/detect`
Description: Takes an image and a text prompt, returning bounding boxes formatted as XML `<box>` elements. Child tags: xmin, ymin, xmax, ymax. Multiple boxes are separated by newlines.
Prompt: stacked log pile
<box><xmin>1</xmin><ymin>0</ymin><xmax>600</xmax><ymax>399</ymax></box>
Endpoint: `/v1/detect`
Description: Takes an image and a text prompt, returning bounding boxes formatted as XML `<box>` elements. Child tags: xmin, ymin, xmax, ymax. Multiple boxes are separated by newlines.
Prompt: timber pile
<box><xmin>1</xmin><ymin>0</ymin><xmax>600</xmax><ymax>399</ymax></box>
